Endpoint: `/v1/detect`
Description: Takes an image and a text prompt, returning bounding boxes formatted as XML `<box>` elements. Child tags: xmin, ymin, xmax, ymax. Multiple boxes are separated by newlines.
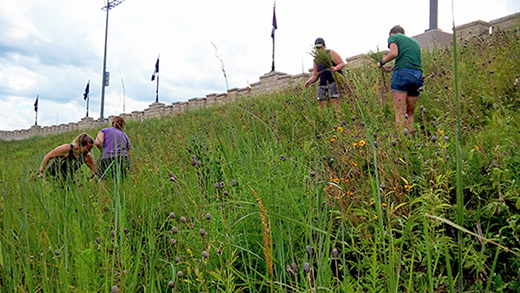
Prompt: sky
<box><xmin>0</xmin><ymin>0</ymin><xmax>519</xmax><ymax>131</ymax></box>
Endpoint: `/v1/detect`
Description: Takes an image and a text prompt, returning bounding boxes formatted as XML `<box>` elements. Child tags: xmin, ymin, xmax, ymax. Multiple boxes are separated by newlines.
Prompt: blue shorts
<box><xmin>391</xmin><ymin>68</ymin><xmax>424</xmax><ymax>97</ymax></box>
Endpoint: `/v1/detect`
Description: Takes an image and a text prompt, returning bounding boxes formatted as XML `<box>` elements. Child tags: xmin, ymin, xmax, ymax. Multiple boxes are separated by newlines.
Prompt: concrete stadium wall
<box><xmin>1</xmin><ymin>12</ymin><xmax>519</xmax><ymax>141</ymax></box>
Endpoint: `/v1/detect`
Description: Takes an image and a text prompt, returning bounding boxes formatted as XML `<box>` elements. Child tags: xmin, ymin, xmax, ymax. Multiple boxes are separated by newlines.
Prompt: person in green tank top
<box><xmin>377</xmin><ymin>25</ymin><xmax>424</xmax><ymax>131</ymax></box>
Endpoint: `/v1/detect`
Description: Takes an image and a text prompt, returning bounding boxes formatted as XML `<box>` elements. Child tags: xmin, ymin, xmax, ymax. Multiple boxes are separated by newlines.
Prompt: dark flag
<box><xmin>34</xmin><ymin>96</ymin><xmax>38</xmax><ymax>112</ymax></box>
<box><xmin>151</xmin><ymin>58</ymin><xmax>159</xmax><ymax>81</ymax></box>
<box><xmin>83</xmin><ymin>81</ymin><xmax>90</xmax><ymax>100</ymax></box>
<box><xmin>271</xmin><ymin>4</ymin><xmax>277</xmax><ymax>38</ymax></box>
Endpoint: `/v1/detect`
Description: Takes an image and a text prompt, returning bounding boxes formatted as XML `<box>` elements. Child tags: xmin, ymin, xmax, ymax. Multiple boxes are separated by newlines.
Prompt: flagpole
<box><xmin>271</xmin><ymin>1</ymin><xmax>277</xmax><ymax>72</ymax></box>
<box><xmin>155</xmin><ymin>54</ymin><xmax>161</xmax><ymax>103</ymax></box>
<box><xmin>86</xmin><ymin>80</ymin><xmax>90</xmax><ymax>117</ymax></box>
<box><xmin>156</xmin><ymin>71</ymin><xmax>159</xmax><ymax>103</ymax></box>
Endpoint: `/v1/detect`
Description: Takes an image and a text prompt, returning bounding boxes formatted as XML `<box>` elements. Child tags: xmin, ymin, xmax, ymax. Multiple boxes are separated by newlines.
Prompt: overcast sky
<box><xmin>1</xmin><ymin>0</ymin><xmax>518</xmax><ymax>131</ymax></box>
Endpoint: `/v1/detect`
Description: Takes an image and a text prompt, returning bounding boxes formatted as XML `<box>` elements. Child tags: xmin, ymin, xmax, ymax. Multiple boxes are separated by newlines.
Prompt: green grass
<box><xmin>1</xmin><ymin>28</ymin><xmax>519</xmax><ymax>292</ymax></box>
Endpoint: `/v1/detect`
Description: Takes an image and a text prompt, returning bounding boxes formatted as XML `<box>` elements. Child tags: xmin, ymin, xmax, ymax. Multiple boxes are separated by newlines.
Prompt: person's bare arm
<box><xmin>85</xmin><ymin>153</ymin><xmax>98</xmax><ymax>175</ymax></box>
<box><xmin>329</xmin><ymin>49</ymin><xmax>345</xmax><ymax>72</ymax></box>
<box><xmin>95</xmin><ymin>131</ymin><xmax>104</xmax><ymax>150</ymax></box>
<box><xmin>305</xmin><ymin>62</ymin><xmax>319</xmax><ymax>88</ymax></box>
<box><xmin>378</xmin><ymin>43</ymin><xmax>398</xmax><ymax>68</ymax></box>
<box><xmin>38</xmin><ymin>144</ymin><xmax>70</xmax><ymax>177</ymax></box>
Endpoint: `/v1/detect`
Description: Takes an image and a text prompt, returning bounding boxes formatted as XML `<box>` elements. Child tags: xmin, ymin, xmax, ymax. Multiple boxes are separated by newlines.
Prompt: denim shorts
<box><xmin>317</xmin><ymin>81</ymin><xmax>339</xmax><ymax>101</ymax></box>
<box><xmin>391</xmin><ymin>68</ymin><xmax>424</xmax><ymax>97</ymax></box>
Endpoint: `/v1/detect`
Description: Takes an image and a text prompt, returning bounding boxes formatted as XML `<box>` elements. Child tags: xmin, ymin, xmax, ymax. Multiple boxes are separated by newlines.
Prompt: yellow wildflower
<box><xmin>331</xmin><ymin>138</ymin><xmax>336</xmax><ymax>142</ymax></box>
<box><xmin>337</xmin><ymin>127</ymin><xmax>344</xmax><ymax>132</ymax></box>
<box><xmin>381</xmin><ymin>203</ymin><xmax>387</xmax><ymax>207</ymax></box>
<box><xmin>333</xmin><ymin>178</ymin><xmax>340</xmax><ymax>183</ymax></box>
<box><xmin>353</xmin><ymin>142</ymin><xmax>358</xmax><ymax>147</ymax></box>
<box><xmin>359</xmin><ymin>140</ymin><xmax>366</xmax><ymax>147</ymax></box>
<box><xmin>351</xmin><ymin>161</ymin><xmax>358</xmax><ymax>167</ymax></box>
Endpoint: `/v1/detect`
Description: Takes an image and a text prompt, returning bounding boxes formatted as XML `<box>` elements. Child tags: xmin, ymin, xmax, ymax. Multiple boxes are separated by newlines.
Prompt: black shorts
<box><xmin>99</xmin><ymin>156</ymin><xmax>130</xmax><ymax>180</ymax></box>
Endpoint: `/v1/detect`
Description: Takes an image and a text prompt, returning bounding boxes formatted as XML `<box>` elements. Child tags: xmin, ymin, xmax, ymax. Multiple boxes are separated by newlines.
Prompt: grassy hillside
<box><xmin>1</xmin><ymin>28</ymin><xmax>519</xmax><ymax>292</ymax></box>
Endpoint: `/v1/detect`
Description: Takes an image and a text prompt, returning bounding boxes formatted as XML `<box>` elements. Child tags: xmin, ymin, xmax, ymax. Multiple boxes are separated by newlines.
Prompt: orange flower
<box><xmin>359</xmin><ymin>140</ymin><xmax>366</xmax><ymax>147</ymax></box>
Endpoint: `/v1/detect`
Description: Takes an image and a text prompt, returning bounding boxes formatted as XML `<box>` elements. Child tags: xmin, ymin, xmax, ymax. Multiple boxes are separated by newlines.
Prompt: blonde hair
<box><xmin>72</xmin><ymin>133</ymin><xmax>94</xmax><ymax>150</ymax></box>
<box><xmin>112</xmin><ymin>116</ymin><xmax>126</xmax><ymax>131</ymax></box>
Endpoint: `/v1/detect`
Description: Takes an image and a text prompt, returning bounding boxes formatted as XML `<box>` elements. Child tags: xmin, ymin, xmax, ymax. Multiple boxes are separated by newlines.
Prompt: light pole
<box><xmin>100</xmin><ymin>0</ymin><xmax>126</xmax><ymax>123</ymax></box>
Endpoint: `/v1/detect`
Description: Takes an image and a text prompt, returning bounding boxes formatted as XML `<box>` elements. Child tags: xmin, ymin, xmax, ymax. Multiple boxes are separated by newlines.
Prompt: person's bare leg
<box><xmin>331</xmin><ymin>98</ymin><xmax>341</xmax><ymax>113</ymax></box>
<box><xmin>405</xmin><ymin>95</ymin><xmax>419</xmax><ymax>131</ymax></box>
<box><xmin>392</xmin><ymin>91</ymin><xmax>407</xmax><ymax>129</ymax></box>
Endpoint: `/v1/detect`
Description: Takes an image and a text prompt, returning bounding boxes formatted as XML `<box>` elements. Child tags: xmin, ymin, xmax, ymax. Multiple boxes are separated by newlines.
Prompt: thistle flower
<box><xmin>291</xmin><ymin>262</ymin><xmax>297</xmax><ymax>272</ymax></box>
<box><xmin>404</xmin><ymin>128</ymin><xmax>409</xmax><ymax>136</ymax></box>
<box><xmin>391</xmin><ymin>140</ymin><xmax>397</xmax><ymax>146</ymax></box>
<box><xmin>431</xmin><ymin>136</ymin><xmax>437</xmax><ymax>143</ymax></box>
<box><xmin>172</xmin><ymin>226</ymin><xmax>178</xmax><ymax>233</ymax></box>
<box><xmin>170</xmin><ymin>238</ymin><xmax>177</xmax><ymax>245</ymax></box>
<box><xmin>96</xmin><ymin>237</ymin><xmax>101</xmax><ymax>244</ymax></box>
<box><xmin>231</xmin><ymin>179</ymin><xmax>238</xmax><ymax>186</ymax></box>
<box><xmin>306</xmin><ymin>245</ymin><xmax>313</xmax><ymax>256</ymax></box>
<box><xmin>286</xmin><ymin>265</ymin><xmax>292</xmax><ymax>273</ymax></box>
<box><xmin>124</xmin><ymin>228</ymin><xmax>129</xmax><ymax>235</ymax></box>
<box><xmin>177</xmin><ymin>271</ymin><xmax>184</xmax><ymax>278</ymax></box>
<box><xmin>191</xmin><ymin>159</ymin><xmax>197</xmax><ymax>166</ymax></box>
<box><xmin>331</xmin><ymin>248</ymin><xmax>338</xmax><ymax>258</ymax></box>
<box><xmin>111</xmin><ymin>286</ymin><xmax>119</xmax><ymax>293</ymax></box>
<box><xmin>372</xmin><ymin>132</ymin><xmax>378</xmax><ymax>138</ymax></box>
<box><xmin>169</xmin><ymin>212</ymin><xmax>176</xmax><ymax>219</ymax></box>
<box><xmin>168</xmin><ymin>171</ymin><xmax>174</xmax><ymax>177</ymax></box>
<box><xmin>205</xmin><ymin>213</ymin><xmax>211</xmax><ymax>220</ymax></box>
<box><xmin>199</xmin><ymin>228</ymin><xmax>206</xmax><ymax>237</ymax></box>
<box><xmin>175</xmin><ymin>256</ymin><xmax>180</xmax><ymax>263</ymax></box>
<box><xmin>202</xmin><ymin>250</ymin><xmax>209</xmax><ymax>258</ymax></box>
<box><xmin>180</xmin><ymin>216</ymin><xmax>187</xmax><ymax>223</ymax></box>
<box><xmin>223</xmin><ymin>190</ymin><xmax>229</xmax><ymax>196</ymax></box>
<box><xmin>214</xmin><ymin>182</ymin><xmax>219</xmax><ymax>189</ymax></box>
<box><xmin>310</xmin><ymin>171</ymin><xmax>316</xmax><ymax>177</ymax></box>
<box><xmin>373</xmin><ymin>141</ymin><xmax>379</xmax><ymax>148</ymax></box>
<box><xmin>444</xmin><ymin>136</ymin><xmax>449</xmax><ymax>142</ymax></box>
<box><xmin>169</xmin><ymin>176</ymin><xmax>177</xmax><ymax>182</ymax></box>
<box><xmin>54</xmin><ymin>250</ymin><xmax>60</xmax><ymax>256</ymax></box>
<box><xmin>404</xmin><ymin>114</ymin><xmax>409</xmax><ymax>120</ymax></box>
<box><xmin>196</xmin><ymin>160</ymin><xmax>201</xmax><ymax>167</ymax></box>
<box><xmin>168</xmin><ymin>281</ymin><xmax>175</xmax><ymax>288</ymax></box>
<box><xmin>280</xmin><ymin>155</ymin><xmax>286</xmax><ymax>161</ymax></box>
<box><xmin>220</xmin><ymin>182</ymin><xmax>225</xmax><ymax>188</ymax></box>
<box><xmin>304</xmin><ymin>262</ymin><xmax>311</xmax><ymax>273</ymax></box>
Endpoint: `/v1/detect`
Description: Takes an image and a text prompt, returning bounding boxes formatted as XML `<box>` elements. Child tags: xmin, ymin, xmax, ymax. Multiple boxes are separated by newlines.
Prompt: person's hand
<box><xmin>305</xmin><ymin>80</ymin><xmax>310</xmax><ymax>88</ymax></box>
<box><xmin>376</xmin><ymin>61</ymin><xmax>382</xmax><ymax>69</ymax></box>
<box><xmin>383</xmin><ymin>65</ymin><xmax>394</xmax><ymax>73</ymax></box>
<box><xmin>37</xmin><ymin>170</ymin><xmax>44</xmax><ymax>178</ymax></box>
<box><xmin>330</xmin><ymin>66</ymin><xmax>337</xmax><ymax>73</ymax></box>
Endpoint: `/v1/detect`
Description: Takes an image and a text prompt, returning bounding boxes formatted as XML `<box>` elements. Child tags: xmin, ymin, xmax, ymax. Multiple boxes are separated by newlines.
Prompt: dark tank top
<box><xmin>47</xmin><ymin>144</ymin><xmax>86</xmax><ymax>179</ymax></box>
<box><xmin>316</xmin><ymin>49</ymin><xmax>343</xmax><ymax>86</ymax></box>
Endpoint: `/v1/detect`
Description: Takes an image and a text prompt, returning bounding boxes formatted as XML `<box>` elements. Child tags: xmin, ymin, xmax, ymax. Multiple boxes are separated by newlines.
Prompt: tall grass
<box><xmin>1</xmin><ymin>28</ymin><xmax>519</xmax><ymax>292</ymax></box>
